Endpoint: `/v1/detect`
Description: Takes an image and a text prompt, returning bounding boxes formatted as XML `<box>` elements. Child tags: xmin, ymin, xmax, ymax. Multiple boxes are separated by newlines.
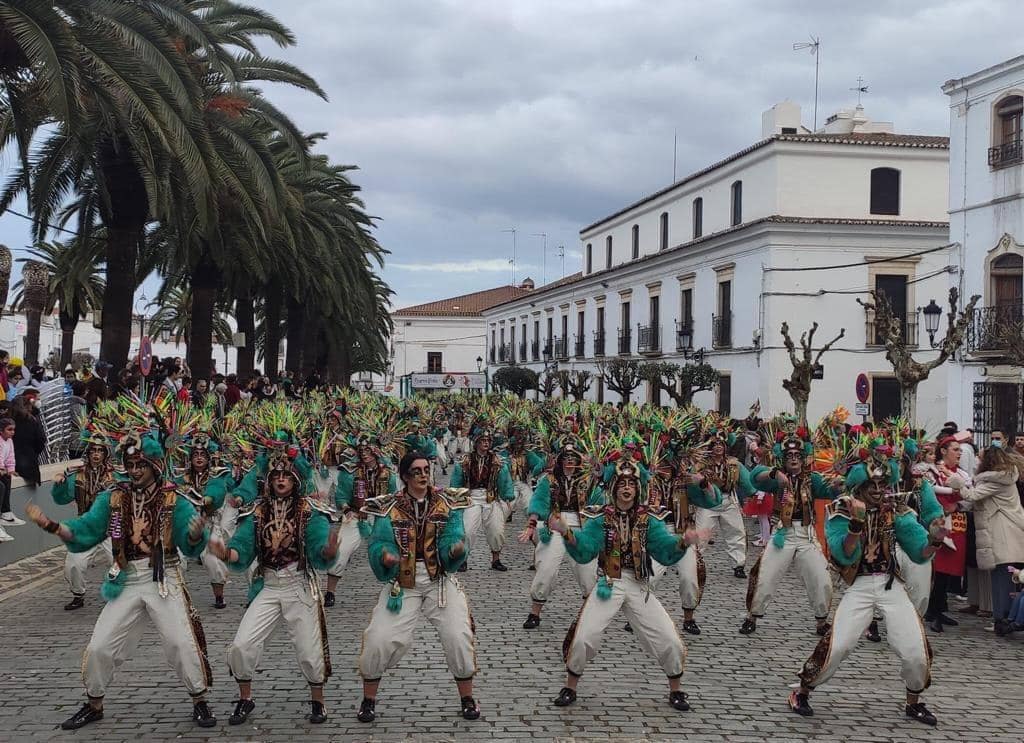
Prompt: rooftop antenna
<box><xmin>501</xmin><ymin>228</ymin><xmax>516</xmax><ymax>285</ymax></box>
<box><xmin>673</xmin><ymin>127</ymin><xmax>678</xmax><ymax>182</ymax></box>
<box><xmin>850</xmin><ymin>76</ymin><xmax>868</xmax><ymax>106</ymax></box>
<box><xmin>557</xmin><ymin>244</ymin><xmax>565</xmax><ymax>278</ymax></box>
<box><xmin>792</xmin><ymin>36</ymin><xmax>820</xmax><ymax>131</ymax></box>
<box><xmin>531</xmin><ymin>232</ymin><xmax>547</xmax><ymax>285</ymax></box>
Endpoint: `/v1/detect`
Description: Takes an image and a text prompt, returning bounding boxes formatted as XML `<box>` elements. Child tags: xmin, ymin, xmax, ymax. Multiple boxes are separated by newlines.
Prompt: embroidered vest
<box><xmin>74</xmin><ymin>465</ymin><xmax>115</xmax><ymax>515</ymax></box>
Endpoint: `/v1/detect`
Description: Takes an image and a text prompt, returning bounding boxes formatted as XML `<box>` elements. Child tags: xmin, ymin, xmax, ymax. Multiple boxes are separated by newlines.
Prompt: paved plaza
<box><xmin>0</xmin><ymin>500</ymin><xmax>1020</xmax><ymax>743</ymax></box>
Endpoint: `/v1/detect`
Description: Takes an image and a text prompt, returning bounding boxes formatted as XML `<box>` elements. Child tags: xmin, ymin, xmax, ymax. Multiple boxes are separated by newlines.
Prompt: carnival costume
<box><xmin>450</xmin><ymin>427</ymin><xmax>514</xmax><ymax>570</ymax></box>
<box><xmin>696</xmin><ymin>423</ymin><xmax>755</xmax><ymax>577</ymax></box>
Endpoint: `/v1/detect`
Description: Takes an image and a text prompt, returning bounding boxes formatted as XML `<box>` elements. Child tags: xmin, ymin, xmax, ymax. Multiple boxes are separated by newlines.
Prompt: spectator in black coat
<box><xmin>11</xmin><ymin>396</ymin><xmax>45</xmax><ymax>487</ymax></box>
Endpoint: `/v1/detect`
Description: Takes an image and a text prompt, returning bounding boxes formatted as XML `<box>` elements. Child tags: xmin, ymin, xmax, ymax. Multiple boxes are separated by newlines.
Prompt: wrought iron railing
<box><xmin>989</xmin><ymin>140</ymin><xmax>1023</xmax><ymax>169</ymax></box>
<box><xmin>617</xmin><ymin>328</ymin><xmax>631</xmax><ymax>355</ymax></box>
<box><xmin>637</xmin><ymin>324</ymin><xmax>661</xmax><ymax>354</ymax></box>
<box><xmin>531</xmin><ymin>339</ymin><xmax>540</xmax><ymax>361</ymax></box>
<box><xmin>553</xmin><ymin>336</ymin><xmax>568</xmax><ymax>360</ymax></box>
<box><xmin>593</xmin><ymin>330</ymin><xmax>605</xmax><ymax>357</ymax></box>
<box><xmin>864</xmin><ymin>314</ymin><xmax>919</xmax><ymax>347</ymax></box>
<box><xmin>573</xmin><ymin>335</ymin><xmax>586</xmax><ymax>358</ymax></box>
<box><xmin>966</xmin><ymin>303</ymin><xmax>1023</xmax><ymax>353</ymax></box>
<box><xmin>712</xmin><ymin>313</ymin><xmax>732</xmax><ymax>349</ymax></box>
<box><xmin>519</xmin><ymin>342</ymin><xmax>527</xmax><ymax>362</ymax></box>
<box><xmin>675</xmin><ymin>320</ymin><xmax>693</xmax><ymax>352</ymax></box>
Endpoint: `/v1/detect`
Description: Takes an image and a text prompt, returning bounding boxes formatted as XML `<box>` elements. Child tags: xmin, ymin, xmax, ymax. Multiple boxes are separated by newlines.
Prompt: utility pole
<box><xmin>502</xmin><ymin>228</ymin><xmax>517</xmax><ymax>285</ymax></box>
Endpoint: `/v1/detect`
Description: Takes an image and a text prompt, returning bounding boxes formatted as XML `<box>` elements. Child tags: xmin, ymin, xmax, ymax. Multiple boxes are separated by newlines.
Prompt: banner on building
<box><xmin>410</xmin><ymin>372</ymin><xmax>485</xmax><ymax>390</ymax></box>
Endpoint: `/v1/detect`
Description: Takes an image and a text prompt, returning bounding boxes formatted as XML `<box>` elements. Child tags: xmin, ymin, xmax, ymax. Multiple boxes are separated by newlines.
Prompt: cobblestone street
<box><xmin>0</xmin><ymin>502</ymin><xmax>1020</xmax><ymax>743</ymax></box>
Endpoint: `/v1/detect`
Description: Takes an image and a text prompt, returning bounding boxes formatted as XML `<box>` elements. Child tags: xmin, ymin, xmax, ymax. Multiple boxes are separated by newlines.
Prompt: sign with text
<box><xmin>410</xmin><ymin>372</ymin><xmax>485</xmax><ymax>390</ymax></box>
<box><xmin>855</xmin><ymin>402</ymin><xmax>871</xmax><ymax>416</ymax></box>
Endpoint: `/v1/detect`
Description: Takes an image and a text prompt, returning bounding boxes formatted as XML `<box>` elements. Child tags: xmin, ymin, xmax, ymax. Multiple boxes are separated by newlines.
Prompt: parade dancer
<box><xmin>25</xmin><ymin>429</ymin><xmax>216</xmax><ymax>730</ymax></box>
<box><xmin>50</xmin><ymin>430</ymin><xmax>116</xmax><ymax>610</ymax></box>
<box><xmin>551</xmin><ymin>455</ymin><xmax>704</xmax><ymax>711</ymax></box>
<box><xmin>323</xmin><ymin>436</ymin><xmax>397</xmax><ymax>607</ymax></box>
<box><xmin>357</xmin><ymin>451</ymin><xmax>480</xmax><ymax>723</ymax></box>
<box><xmin>790</xmin><ymin>439</ymin><xmax>945</xmax><ymax>726</ymax></box>
<box><xmin>696</xmin><ymin>425</ymin><xmax>755</xmax><ymax>578</ymax></box>
<box><xmin>503</xmin><ymin>422</ymin><xmax>545</xmax><ymax>518</ymax></box>
<box><xmin>450</xmin><ymin>428</ymin><xmax>514</xmax><ymax>571</ymax></box>
<box><xmin>741</xmin><ymin>423</ymin><xmax>836</xmax><ymax>636</ymax></box>
<box><xmin>210</xmin><ymin>445</ymin><xmax>340</xmax><ymax>725</ymax></box>
<box><xmin>519</xmin><ymin>438</ymin><xmax>599</xmax><ymax>629</ymax></box>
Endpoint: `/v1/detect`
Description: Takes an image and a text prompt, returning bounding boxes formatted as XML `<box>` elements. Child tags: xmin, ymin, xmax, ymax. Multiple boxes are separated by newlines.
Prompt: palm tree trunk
<box><xmin>284</xmin><ymin>293</ymin><xmax>303</xmax><ymax>373</ymax></box>
<box><xmin>235</xmin><ymin>284</ymin><xmax>255</xmax><ymax>377</ymax></box>
<box><xmin>188</xmin><ymin>253</ymin><xmax>218</xmax><ymax>380</ymax></box>
<box><xmin>24</xmin><ymin>308</ymin><xmax>41</xmax><ymax>366</ymax></box>
<box><xmin>97</xmin><ymin>138</ymin><xmax>147</xmax><ymax>372</ymax></box>
<box><xmin>59</xmin><ymin>309</ymin><xmax>78</xmax><ymax>369</ymax></box>
<box><xmin>327</xmin><ymin>338</ymin><xmax>351</xmax><ymax>386</ymax></box>
<box><xmin>263</xmin><ymin>280</ymin><xmax>282</xmax><ymax>378</ymax></box>
<box><xmin>300</xmin><ymin>308</ymin><xmax>321</xmax><ymax>379</ymax></box>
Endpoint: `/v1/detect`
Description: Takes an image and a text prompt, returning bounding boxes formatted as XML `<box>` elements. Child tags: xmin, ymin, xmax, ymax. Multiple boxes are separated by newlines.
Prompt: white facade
<box><xmin>485</xmin><ymin>103</ymin><xmax>955</xmax><ymax>424</ymax></box>
<box><xmin>943</xmin><ymin>56</ymin><xmax>1024</xmax><ymax>438</ymax></box>
<box><xmin>381</xmin><ymin>315</ymin><xmax>487</xmax><ymax>393</ymax></box>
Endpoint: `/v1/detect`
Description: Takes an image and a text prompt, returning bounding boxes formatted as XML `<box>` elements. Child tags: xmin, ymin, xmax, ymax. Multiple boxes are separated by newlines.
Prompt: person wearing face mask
<box><xmin>550</xmin><ymin>453</ymin><xmax>705</xmax><ymax>711</ymax></box>
<box><xmin>789</xmin><ymin>439</ymin><xmax>947</xmax><ymax>726</ymax></box>
<box><xmin>49</xmin><ymin>430</ymin><xmax>118</xmax><ymax>610</ymax></box>
<box><xmin>356</xmin><ymin>451</ymin><xmax>478</xmax><ymax>723</ymax></box>
<box><xmin>24</xmin><ymin>429</ymin><xmax>215</xmax><ymax>730</ymax></box>
<box><xmin>740</xmin><ymin>421</ymin><xmax>839</xmax><ymax>637</ymax></box>
<box><xmin>209</xmin><ymin>442</ymin><xmax>340</xmax><ymax>726</ymax></box>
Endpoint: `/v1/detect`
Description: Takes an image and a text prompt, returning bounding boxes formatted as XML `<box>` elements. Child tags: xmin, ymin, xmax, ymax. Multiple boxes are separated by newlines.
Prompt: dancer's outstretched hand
<box><xmin>517</xmin><ymin>524</ymin><xmax>535</xmax><ymax>544</ymax></box>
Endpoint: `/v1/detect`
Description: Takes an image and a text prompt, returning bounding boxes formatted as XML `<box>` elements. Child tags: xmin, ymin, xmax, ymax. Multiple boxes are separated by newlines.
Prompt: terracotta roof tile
<box><xmin>393</xmin><ymin>284</ymin><xmax>535</xmax><ymax>318</ymax></box>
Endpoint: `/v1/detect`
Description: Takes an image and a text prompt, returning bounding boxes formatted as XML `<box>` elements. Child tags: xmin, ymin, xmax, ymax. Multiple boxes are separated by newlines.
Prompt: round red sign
<box><xmin>139</xmin><ymin>336</ymin><xmax>153</xmax><ymax>377</ymax></box>
<box><xmin>855</xmin><ymin>373</ymin><xmax>870</xmax><ymax>404</ymax></box>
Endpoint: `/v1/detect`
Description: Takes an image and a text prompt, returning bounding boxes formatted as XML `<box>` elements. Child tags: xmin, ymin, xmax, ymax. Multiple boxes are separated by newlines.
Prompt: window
<box><xmin>692</xmin><ymin>198</ymin><xmax>703</xmax><ymax>239</ymax></box>
<box><xmin>730</xmin><ymin>181</ymin><xmax>742</xmax><ymax>226</ymax></box>
<box><xmin>871</xmin><ymin>376</ymin><xmax>900</xmax><ymax>422</ymax></box>
<box><xmin>546</xmin><ymin>317</ymin><xmax>553</xmax><ymax>345</ymax></box>
<box><xmin>605</xmin><ymin>236</ymin><xmax>613</xmax><ymax>269</ymax></box>
<box><xmin>597</xmin><ymin>306</ymin><xmax>605</xmax><ymax>333</ymax></box>
<box><xmin>717</xmin><ymin>374</ymin><xmax>731</xmax><ymax>415</ymax></box>
<box><xmin>427</xmin><ymin>352</ymin><xmax>442</xmax><ymax>373</ymax></box>
<box><xmin>869</xmin><ymin>167</ymin><xmax>900</xmax><ymax>215</ymax></box>
<box><xmin>586</xmin><ymin>243</ymin><xmax>592</xmax><ymax>273</ymax></box>
<box><xmin>660</xmin><ymin>212</ymin><xmax>669</xmax><ymax>250</ymax></box>
<box><xmin>991</xmin><ymin>95</ymin><xmax>1023</xmax><ymax>168</ymax></box>
<box><xmin>714</xmin><ymin>280</ymin><xmax>732</xmax><ymax>348</ymax></box>
<box><xmin>621</xmin><ymin>301</ymin><xmax>630</xmax><ymax>329</ymax></box>
<box><xmin>631</xmin><ymin>224</ymin><xmax>640</xmax><ymax>260</ymax></box>
<box><xmin>577</xmin><ymin>310</ymin><xmax>585</xmax><ymax>337</ymax></box>
<box><xmin>873</xmin><ymin>274</ymin><xmax>909</xmax><ymax>344</ymax></box>
<box><xmin>561</xmin><ymin>314</ymin><xmax>569</xmax><ymax>340</ymax></box>
<box><xmin>510</xmin><ymin>324</ymin><xmax>515</xmax><ymax>354</ymax></box>
<box><xmin>534</xmin><ymin>319</ymin><xmax>540</xmax><ymax>342</ymax></box>
<box><xmin>680</xmin><ymin>288</ymin><xmax>693</xmax><ymax>327</ymax></box>
<box><xmin>649</xmin><ymin>295</ymin><xmax>660</xmax><ymax>329</ymax></box>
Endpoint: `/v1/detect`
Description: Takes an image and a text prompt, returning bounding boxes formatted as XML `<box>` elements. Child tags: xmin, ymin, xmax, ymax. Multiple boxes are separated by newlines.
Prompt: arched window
<box><xmin>660</xmin><ymin>212</ymin><xmax>669</xmax><ymax>250</ymax></box>
<box><xmin>585</xmin><ymin>243</ymin><xmax>592</xmax><ymax>273</ymax></box>
<box><xmin>991</xmin><ymin>252</ymin><xmax>1023</xmax><ymax>314</ymax></box>
<box><xmin>631</xmin><ymin>224</ymin><xmax>640</xmax><ymax>259</ymax></box>
<box><xmin>870</xmin><ymin>167</ymin><xmax>900</xmax><ymax>215</ymax></box>
<box><xmin>730</xmin><ymin>181</ymin><xmax>742</xmax><ymax>226</ymax></box>
<box><xmin>991</xmin><ymin>95</ymin><xmax>1023</xmax><ymax>168</ymax></box>
<box><xmin>692</xmin><ymin>197</ymin><xmax>703</xmax><ymax>239</ymax></box>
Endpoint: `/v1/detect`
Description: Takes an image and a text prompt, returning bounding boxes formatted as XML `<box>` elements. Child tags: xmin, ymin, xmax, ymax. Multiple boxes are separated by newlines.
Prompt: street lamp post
<box><xmin>921</xmin><ymin>299</ymin><xmax>943</xmax><ymax>348</ymax></box>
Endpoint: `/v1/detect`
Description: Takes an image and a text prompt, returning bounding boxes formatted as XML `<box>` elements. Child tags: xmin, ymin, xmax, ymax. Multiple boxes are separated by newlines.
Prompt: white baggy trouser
<box><xmin>746</xmin><ymin>524</ymin><xmax>832</xmax><ymax>620</ymax></box>
<box><xmin>65</xmin><ymin>538</ymin><xmax>113</xmax><ymax>597</ymax></box>
<box><xmin>694</xmin><ymin>493</ymin><xmax>747</xmax><ymax>568</ymax></box>
<box><xmin>896</xmin><ymin>546</ymin><xmax>932</xmax><ymax>617</ymax></box>
<box><xmin>82</xmin><ymin>559</ymin><xmax>210</xmax><ymax>699</ymax></box>
<box><xmin>201</xmin><ymin>503</ymin><xmax>237</xmax><ymax>586</ymax></box>
<box><xmin>226</xmin><ymin>563</ymin><xmax>328</xmax><ymax>685</ymax></box>
<box><xmin>530</xmin><ymin>512</ymin><xmax>597</xmax><ymax>603</ymax></box>
<box><xmin>463</xmin><ymin>488</ymin><xmax>508</xmax><ymax>555</ymax></box>
<box><xmin>326</xmin><ymin>515</ymin><xmax>366</xmax><ymax>579</ymax></box>
<box><xmin>358</xmin><ymin>565</ymin><xmax>476</xmax><ymax>680</ymax></box>
<box><xmin>564</xmin><ymin>571</ymin><xmax>686</xmax><ymax>679</ymax></box>
<box><xmin>798</xmin><ymin>574</ymin><xmax>931</xmax><ymax>693</ymax></box>
<box><xmin>512</xmin><ymin>480</ymin><xmax>533</xmax><ymax>516</ymax></box>
<box><xmin>652</xmin><ymin>530</ymin><xmax>705</xmax><ymax>611</ymax></box>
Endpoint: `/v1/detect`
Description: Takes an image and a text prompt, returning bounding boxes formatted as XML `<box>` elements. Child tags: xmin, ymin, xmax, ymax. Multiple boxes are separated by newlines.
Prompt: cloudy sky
<box><xmin>1</xmin><ymin>0</ymin><xmax>1021</xmax><ymax>310</ymax></box>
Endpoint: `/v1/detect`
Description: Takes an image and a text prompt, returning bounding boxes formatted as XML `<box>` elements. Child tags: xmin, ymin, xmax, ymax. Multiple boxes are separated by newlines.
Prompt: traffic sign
<box><xmin>855</xmin><ymin>373</ymin><xmax>870</xmax><ymax>403</ymax></box>
<box><xmin>139</xmin><ymin>335</ymin><xmax>153</xmax><ymax>377</ymax></box>
<box><xmin>855</xmin><ymin>402</ymin><xmax>871</xmax><ymax>416</ymax></box>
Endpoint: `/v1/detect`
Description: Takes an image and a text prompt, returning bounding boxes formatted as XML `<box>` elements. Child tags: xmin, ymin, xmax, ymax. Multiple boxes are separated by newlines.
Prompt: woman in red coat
<box><xmin>924</xmin><ymin>437</ymin><xmax>971</xmax><ymax>632</ymax></box>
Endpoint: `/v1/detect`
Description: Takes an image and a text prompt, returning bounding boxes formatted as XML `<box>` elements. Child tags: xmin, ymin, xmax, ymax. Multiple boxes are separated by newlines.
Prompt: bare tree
<box><xmin>780</xmin><ymin>321</ymin><xmax>846</xmax><ymax>424</ymax></box>
<box><xmin>598</xmin><ymin>358</ymin><xmax>643</xmax><ymax>405</ymax></box>
<box><xmin>639</xmin><ymin>361</ymin><xmax>720</xmax><ymax>407</ymax></box>
<box><xmin>539</xmin><ymin>369</ymin><xmax>559</xmax><ymax>399</ymax></box>
<box><xmin>556</xmin><ymin>369</ymin><xmax>593</xmax><ymax>401</ymax></box>
<box><xmin>857</xmin><ymin>287</ymin><xmax>980</xmax><ymax>425</ymax></box>
<box><xmin>987</xmin><ymin>316</ymin><xmax>1024</xmax><ymax>366</ymax></box>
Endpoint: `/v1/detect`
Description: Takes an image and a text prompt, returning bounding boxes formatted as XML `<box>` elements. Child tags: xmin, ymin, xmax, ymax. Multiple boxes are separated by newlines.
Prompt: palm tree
<box><xmin>147</xmin><ymin>280</ymin><xmax>233</xmax><ymax>351</ymax></box>
<box><xmin>13</xmin><ymin>240</ymin><xmax>104</xmax><ymax>368</ymax></box>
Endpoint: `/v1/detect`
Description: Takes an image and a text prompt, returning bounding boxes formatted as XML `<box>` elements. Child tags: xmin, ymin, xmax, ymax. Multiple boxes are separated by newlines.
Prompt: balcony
<box><xmin>637</xmin><ymin>324</ymin><xmax>662</xmax><ymax>355</ymax></box>
<box><xmin>489</xmin><ymin>346</ymin><xmax>495</xmax><ymax>364</ymax></box>
<box><xmin>531</xmin><ymin>339</ymin><xmax>540</xmax><ymax>361</ymax></box>
<box><xmin>593</xmin><ymin>330</ymin><xmax>606</xmax><ymax>357</ymax></box>
<box><xmin>617</xmin><ymin>328</ymin><xmax>632</xmax><ymax>355</ymax></box>
<box><xmin>518</xmin><ymin>341</ymin><xmax>527</xmax><ymax>362</ymax></box>
<box><xmin>553</xmin><ymin>336</ymin><xmax>568</xmax><ymax>361</ymax></box>
<box><xmin>573</xmin><ymin>335</ymin><xmax>586</xmax><ymax>358</ymax></box>
<box><xmin>864</xmin><ymin>313</ymin><xmax>919</xmax><ymax>348</ymax></box>
<box><xmin>712</xmin><ymin>312</ymin><xmax>732</xmax><ymax>349</ymax></box>
<box><xmin>989</xmin><ymin>139</ymin><xmax>1023</xmax><ymax>169</ymax></box>
<box><xmin>498</xmin><ymin>343</ymin><xmax>512</xmax><ymax>364</ymax></box>
<box><xmin>543</xmin><ymin>339</ymin><xmax>553</xmax><ymax>360</ymax></box>
<box><xmin>967</xmin><ymin>303</ymin><xmax>1023</xmax><ymax>354</ymax></box>
<box><xmin>675</xmin><ymin>320</ymin><xmax>693</xmax><ymax>352</ymax></box>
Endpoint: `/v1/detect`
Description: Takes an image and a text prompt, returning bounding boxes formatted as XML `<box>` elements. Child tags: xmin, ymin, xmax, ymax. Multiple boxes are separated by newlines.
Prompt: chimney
<box><xmin>519</xmin><ymin>277</ymin><xmax>535</xmax><ymax>290</ymax></box>
<box><xmin>761</xmin><ymin>101</ymin><xmax>804</xmax><ymax>138</ymax></box>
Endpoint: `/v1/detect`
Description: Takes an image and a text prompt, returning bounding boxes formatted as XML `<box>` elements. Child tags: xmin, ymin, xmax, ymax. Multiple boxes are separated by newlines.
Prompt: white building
<box><xmin>943</xmin><ymin>56</ymin><xmax>1024</xmax><ymax>440</ymax></box>
<box><xmin>375</xmin><ymin>283</ymin><xmax>534</xmax><ymax>395</ymax></box>
<box><xmin>484</xmin><ymin>102</ymin><xmax>956</xmax><ymax>424</ymax></box>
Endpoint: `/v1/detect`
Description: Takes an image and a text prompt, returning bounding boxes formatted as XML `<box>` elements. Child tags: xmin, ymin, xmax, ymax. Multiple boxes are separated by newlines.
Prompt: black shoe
<box><xmin>491</xmin><ymin>560</ymin><xmax>508</xmax><ymax>572</ymax></box>
<box><xmin>64</xmin><ymin>596</ymin><xmax>85</xmax><ymax>611</ymax></box>
<box><xmin>905</xmin><ymin>702</ymin><xmax>937</xmax><ymax>726</ymax></box>
<box><xmin>357</xmin><ymin>698</ymin><xmax>376</xmax><ymax>723</ymax></box>
<box><xmin>733</xmin><ymin>565</ymin><xmax>746</xmax><ymax>579</ymax></box>
<box><xmin>323</xmin><ymin>591</ymin><xmax>335</xmax><ymax>608</ymax></box>
<box><xmin>553</xmin><ymin>687</ymin><xmax>577</xmax><ymax>707</ymax></box>
<box><xmin>668</xmin><ymin>690</ymin><xmax>690</xmax><ymax>711</ymax></box>
<box><xmin>523</xmin><ymin>613</ymin><xmax>541</xmax><ymax>629</ymax></box>
<box><xmin>229</xmin><ymin>698</ymin><xmax>255</xmax><ymax>725</ymax></box>
<box><xmin>61</xmin><ymin>703</ymin><xmax>104</xmax><ymax>730</ymax></box>
<box><xmin>816</xmin><ymin>622</ymin><xmax>831</xmax><ymax>637</ymax></box>
<box><xmin>789</xmin><ymin>691</ymin><xmax>813</xmax><ymax>717</ymax></box>
<box><xmin>214</xmin><ymin>597</ymin><xmax>226</xmax><ymax>610</ymax></box>
<box><xmin>994</xmin><ymin>618</ymin><xmax>1014</xmax><ymax>637</ymax></box>
<box><xmin>308</xmin><ymin>700</ymin><xmax>327</xmax><ymax>724</ymax></box>
<box><xmin>458</xmin><ymin>563</ymin><xmax>468</xmax><ymax>573</ymax></box>
<box><xmin>682</xmin><ymin>619</ymin><xmax>701</xmax><ymax>636</ymax></box>
<box><xmin>528</xmin><ymin>563</ymin><xmax>536</xmax><ymax>571</ymax></box>
<box><xmin>623</xmin><ymin>622</ymin><xmax>633</xmax><ymax>633</ymax></box>
<box><xmin>193</xmin><ymin>700</ymin><xmax>217</xmax><ymax>728</ymax></box>
<box><xmin>865</xmin><ymin>621</ymin><xmax>881</xmax><ymax>643</ymax></box>
<box><xmin>937</xmin><ymin>613</ymin><xmax>958</xmax><ymax>627</ymax></box>
<box><xmin>739</xmin><ymin>618</ymin><xmax>756</xmax><ymax>635</ymax></box>
<box><xmin>929</xmin><ymin>617</ymin><xmax>944</xmax><ymax>633</ymax></box>
<box><xmin>460</xmin><ymin>696</ymin><xmax>480</xmax><ymax>720</ymax></box>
